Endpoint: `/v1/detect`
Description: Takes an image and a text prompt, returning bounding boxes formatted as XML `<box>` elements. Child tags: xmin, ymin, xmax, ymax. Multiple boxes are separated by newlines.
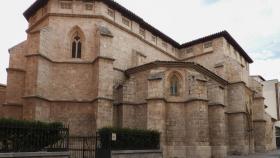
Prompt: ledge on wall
<box><xmin>111</xmin><ymin>150</ymin><xmax>163</xmax><ymax>158</ymax></box>
<box><xmin>0</xmin><ymin>152</ymin><xmax>70</xmax><ymax>158</ymax></box>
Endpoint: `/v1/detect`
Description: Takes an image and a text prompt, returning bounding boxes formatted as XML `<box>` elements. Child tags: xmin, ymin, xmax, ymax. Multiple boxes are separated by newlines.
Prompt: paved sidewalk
<box><xmin>228</xmin><ymin>150</ymin><xmax>280</xmax><ymax>158</ymax></box>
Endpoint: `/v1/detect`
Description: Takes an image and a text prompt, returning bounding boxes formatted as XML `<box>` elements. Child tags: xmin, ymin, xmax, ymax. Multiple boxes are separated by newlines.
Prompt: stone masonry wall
<box><xmin>207</xmin><ymin>79</ymin><xmax>227</xmax><ymax>158</ymax></box>
<box><xmin>119</xmin><ymin>104</ymin><xmax>147</xmax><ymax>129</ymax></box>
<box><xmin>227</xmin><ymin>83</ymin><xmax>246</xmax><ymax>113</ymax></box>
<box><xmin>227</xmin><ymin>113</ymin><xmax>249</xmax><ymax>155</ymax></box>
<box><xmin>35</xmin><ymin>57</ymin><xmax>97</xmax><ymax>101</ymax></box>
<box><xmin>0</xmin><ymin>85</ymin><xmax>6</xmax><ymax>117</ymax></box>
<box><xmin>181</xmin><ymin>37</ymin><xmax>249</xmax><ymax>85</ymax></box>
<box><xmin>125</xmin><ymin>66</ymin><xmax>214</xmax><ymax>158</ymax></box>
<box><xmin>5</xmin><ymin>41</ymin><xmax>26</xmax><ymax>111</ymax></box>
<box><xmin>20</xmin><ymin>99</ymin><xmax>97</xmax><ymax>136</ymax></box>
<box><xmin>166</xmin><ymin>102</ymin><xmax>186</xmax><ymax>157</ymax></box>
<box><xmin>209</xmin><ymin>105</ymin><xmax>227</xmax><ymax>157</ymax></box>
<box><xmin>182</xmin><ymin>38</ymin><xmax>226</xmax><ymax>78</ymax></box>
<box><xmin>3</xmin><ymin>1</ymin><xmax>274</xmax><ymax>158</ymax></box>
<box><xmin>96</xmin><ymin>1</ymin><xmax>178</xmax><ymax>60</ymax></box>
<box><xmin>185</xmin><ymin>100</ymin><xmax>211</xmax><ymax>158</ymax></box>
<box><xmin>264</xmin><ymin>113</ymin><xmax>277</xmax><ymax>151</ymax></box>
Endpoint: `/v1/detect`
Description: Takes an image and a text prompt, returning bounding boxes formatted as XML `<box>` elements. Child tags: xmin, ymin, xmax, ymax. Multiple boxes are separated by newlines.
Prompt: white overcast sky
<box><xmin>0</xmin><ymin>0</ymin><xmax>279</xmax><ymax>84</ymax></box>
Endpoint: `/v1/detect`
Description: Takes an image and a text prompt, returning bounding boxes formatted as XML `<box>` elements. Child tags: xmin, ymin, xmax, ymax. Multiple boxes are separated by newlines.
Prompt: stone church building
<box><xmin>0</xmin><ymin>0</ymin><xmax>277</xmax><ymax>157</ymax></box>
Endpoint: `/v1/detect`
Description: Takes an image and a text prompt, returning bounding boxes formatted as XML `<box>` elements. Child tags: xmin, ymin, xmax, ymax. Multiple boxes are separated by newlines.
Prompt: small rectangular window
<box><xmin>186</xmin><ymin>47</ymin><xmax>193</xmax><ymax>53</ymax></box>
<box><xmin>30</xmin><ymin>15</ymin><xmax>37</xmax><ymax>23</ymax></box>
<box><xmin>139</xmin><ymin>28</ymin><xmax>145</xmax><ymax>36</ymax></box>
<box><xmin>107</xmin><ymin>8</ymin><xmax>114</xmax><ymax>18</ymax></box>
<box><xmin>60</xmin><ymin>2</ymin><xmax>72</xmax><ymax>9</ymax></box>
<box><xmin>162</xmin><ymin>42</ymin><xmax>168</xmax><ymax>49</ymax></box>
<box><xmin>227</xmin><ymin>43</ymin><xmax>230</xmax><ymax>49</ymax></box>
<box><xmin>122</xmin><ymin>17</ymin><xmax>130</xmax><ymax>27</ymax></box>
<box><xmin>246</xmin><ymin>63</ymin><xmax>249</xmax><ymax>70</ymax></box>
<box><xmin>151</xmin><ymin>35</ymin><xmax>157</xmax><ymax>43</ymax></box>
<box><xmin>42</xmin><ymin>6</ymin><xmax>47</xmax><ymax>15</ymax></box>
<box><xmin>203</xmin><ymin>41</ymin><xmax>213</xmax><ymax>49</ymax></box>
<box><xmin>85</xmin><ymin>4</ymin><xmax>93</xmax><ymax>10</ymax></box>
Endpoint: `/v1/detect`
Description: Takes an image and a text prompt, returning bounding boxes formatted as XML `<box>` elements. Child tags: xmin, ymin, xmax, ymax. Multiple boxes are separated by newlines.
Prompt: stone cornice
<box><xmin>179</xmin><ymin>51</ymin><xmax>213</xmax><ymax>61</ymax></box>
<box><xmin>111</xmin><ymin>150</ymin><xmax>162</xmax><ymax>155</ymax></box>
<box><xmin>26</xmin><ymin>13</ymin><xmax>49</xmax><ymax>33</ymax></box>
<box><xmin>115</xmin><ymin>98</ymin><xmax>209</xmax><ymax>105</ymax></box>
<box><xmin>253</xmin><ymin>119</ymin><xmax>266</xmax><ymax>122</ymax></box>
<box><xmin>225</xmin><ymin>111</ymin><xmax>247</xmax><ymax>115</ymax></box>
<box><xmin>229</xmin><ymin>81</ymin><xmax>246</xmax><ymax>86</ymax></box>
<box><xmin>185</xmin><ymin>98</ymin><xmax>209</xmax><ymax>104</ymax></box>
<box><xmin>254</xmin><ymin>96</ymin><xmax>265</xmax><ymax>100</ymax></box>
<box><xmin>125</xmin><ymin>61</ymin><xmax>229</xmax><ymax>86</ymax></box>
<box><xmin>6</xmin><ymin>68</ymin><xmax>26</xmax><ymax>73</ymax></box>
<box><xmin>114</xmin><ymin>102</ymin><xmax>147</xmax><ymax>106</ymax></box>
<box><xmin>3</xmin><ymin>103</ymin><xmax>23</xmax><ymax>107</ymax></box>
<box><xmin>25</xmin><ymin>53</ymin><xmax>114</xmax><ymax>64</ymax></box>
<box><xmin>208</xmin><ymin>102</ymin><xmax>226</xmax><ymax>107</ymax></box>
<box><xmin>113</xmin><ymin>67</ymin><xmax>125</xmax><ymax>73</ymax></box>
<box><xmin>147</xmin><ymin>97</ymin><xmax>209</xmax><ymax>104</ymax></box>
<box><xmin>229</xmin><ymin>81</ymin><xmax>254</xmax><ymax>93</ymax></box>
<box><xmin>23</xmin><ymin>95</ymin><xmax>113</xmax><ymax>103</ymax></box>
<box><xmin>146</xmin><ymin>98</ymin><xmax>166</xmax><ymax>102</ymax></box>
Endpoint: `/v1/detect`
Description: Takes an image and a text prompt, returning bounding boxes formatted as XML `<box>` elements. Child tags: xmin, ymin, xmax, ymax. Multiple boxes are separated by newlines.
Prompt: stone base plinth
<box><xmin>185</xmin><ymin>146</ymin><xmax>211</xmax><ymax>158</ymax></box>
<box><xmin>228</xmin><ymin>145</ymin><xmax>250</xmax><ymax>155</ymax></box>
<box><xmin>0</xmin><ymin>152</ymin><xmax>69</xmax><ymax>158</ymax></box>
<box><xmin>211</xmin><ymin>146</ymin><xmax>227</xmax><ymax>158</ymax></box>
<box><xmin>255</xmin><ymin>145</ymin><xmax>266</xmax><ymax>153</ymax></box>
<box><xmin>111</xmin><ymin>150</ymin><xmax>163</xmax><ymax>158</ymax></box>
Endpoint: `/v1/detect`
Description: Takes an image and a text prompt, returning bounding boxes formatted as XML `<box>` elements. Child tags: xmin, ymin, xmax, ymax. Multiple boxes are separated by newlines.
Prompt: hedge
<box><xmin>0</xmin><ymin>118</ymin><xmax>67</xmax><ymax>152</ymax></box>
<box><xmin>98</xmin><ymin>127</ymin><xmax>160</xmax><ymax>150</ymax></box>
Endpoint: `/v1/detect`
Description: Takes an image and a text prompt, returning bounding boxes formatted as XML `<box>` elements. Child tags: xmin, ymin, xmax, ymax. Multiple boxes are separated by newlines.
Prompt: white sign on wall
<box><xmin>112</xmin><ymin>133</ymin><xmax>117</xmax><ymax>141</ymax></box>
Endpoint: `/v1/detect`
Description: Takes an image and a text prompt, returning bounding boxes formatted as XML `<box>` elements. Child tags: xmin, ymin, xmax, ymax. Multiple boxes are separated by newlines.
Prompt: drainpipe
<box><xmin>276</xmin><ymin>82</ymin><xmax>280</xmax><ymax>121</ymax></box>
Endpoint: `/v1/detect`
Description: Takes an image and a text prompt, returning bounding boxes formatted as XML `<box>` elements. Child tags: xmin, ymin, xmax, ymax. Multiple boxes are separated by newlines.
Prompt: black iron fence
<box><xmin>0</xmin><ymin>124</ymin><xmax>161</xmax><ymax>158</ymax></box>
<box><xmin>69</xmin><ymin>136</ymin><xmax>96</xmax><ymax>158</ymax></box>
<box><xmin>0</xmin><ymin>125</ymin><xmax>69</xmax><ymax>153</ymax></box>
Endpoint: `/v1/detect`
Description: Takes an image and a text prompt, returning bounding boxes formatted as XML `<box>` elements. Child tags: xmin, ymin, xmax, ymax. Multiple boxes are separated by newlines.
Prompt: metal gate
<box><xmin>69</xmin><ymin>136</ymin><xmax>96</xmax><ymax>158</ymax></box>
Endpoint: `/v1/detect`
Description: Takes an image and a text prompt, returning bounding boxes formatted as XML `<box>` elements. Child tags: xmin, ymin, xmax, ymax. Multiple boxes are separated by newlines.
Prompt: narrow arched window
<box><xmin>170</xmin><ymin>75</ymin><xmax>179</xmax><ymax>96</ymax></box>
<box><xmin>72</xmin><ymin>35</ymin><xmax>82</xmax><ymax>58</ymax></box>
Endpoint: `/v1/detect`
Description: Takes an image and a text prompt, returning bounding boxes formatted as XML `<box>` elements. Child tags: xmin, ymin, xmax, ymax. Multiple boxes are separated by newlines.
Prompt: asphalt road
<box><xmin>228</xmin><ymin>150</ymin><xmax>280</xmax><ymax>158</ymax></box>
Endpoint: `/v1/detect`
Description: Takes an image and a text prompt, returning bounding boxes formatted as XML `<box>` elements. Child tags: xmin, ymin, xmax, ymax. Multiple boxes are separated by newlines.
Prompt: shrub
<box><xmin>98</xmin><ymin>127</ymin><xmax>160</xmax><ymax>150</ymax></box>
<box><xmin>0</xmin><ymin>118</ymin><xmax>66</xmax><ymax>152</ymax></box>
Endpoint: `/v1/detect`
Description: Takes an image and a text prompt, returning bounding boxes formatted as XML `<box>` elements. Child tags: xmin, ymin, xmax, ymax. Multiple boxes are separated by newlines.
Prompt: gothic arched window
<box><xmin>170</xmin><ymin>75</ymin><xmax>179</xmax><ymax>96</ymax></box>
<box><xmin>72</xmin><ymin>34</ymin><xmax>82</xmax><ymax>58</ymax></box>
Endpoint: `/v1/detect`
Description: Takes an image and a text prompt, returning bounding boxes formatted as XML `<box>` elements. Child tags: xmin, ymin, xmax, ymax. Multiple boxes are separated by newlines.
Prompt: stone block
<box><xmin>185</xmin><ymin>146</ymin><xmax>211</xmax><ymax>158</ymax></box>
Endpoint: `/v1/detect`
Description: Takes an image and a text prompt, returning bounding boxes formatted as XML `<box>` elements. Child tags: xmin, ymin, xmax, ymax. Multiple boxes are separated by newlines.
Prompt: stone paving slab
<box><xmin>228</xmin><ymin>150</ymin><xmax>280</xmax><ymax>158</ymax></box>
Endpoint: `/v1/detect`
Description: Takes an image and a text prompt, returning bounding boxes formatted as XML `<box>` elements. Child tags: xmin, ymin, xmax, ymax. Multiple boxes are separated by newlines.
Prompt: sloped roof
<box><xmin>23</xmin><ymin>0</ymin><xmax>48</xmax><ymax>20</ymax></box>
<box><xmin>251</xmin><ymin>75</ymin><xmax>266</xmax><ymax>81</ymax></box>
<box><xmin>125</xmin><ymin>61</ymin><xmax>229</xmax><ymax>85</ymax></box>
<box><xmin>23</xmin><ymin>0</ymin><xmax>253</xmax><ymax>63</ymax></box>
<box><xmin>181</xmin><ymin>31</ymin><xmax>253</xmax><ymax>63</ymax></box>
